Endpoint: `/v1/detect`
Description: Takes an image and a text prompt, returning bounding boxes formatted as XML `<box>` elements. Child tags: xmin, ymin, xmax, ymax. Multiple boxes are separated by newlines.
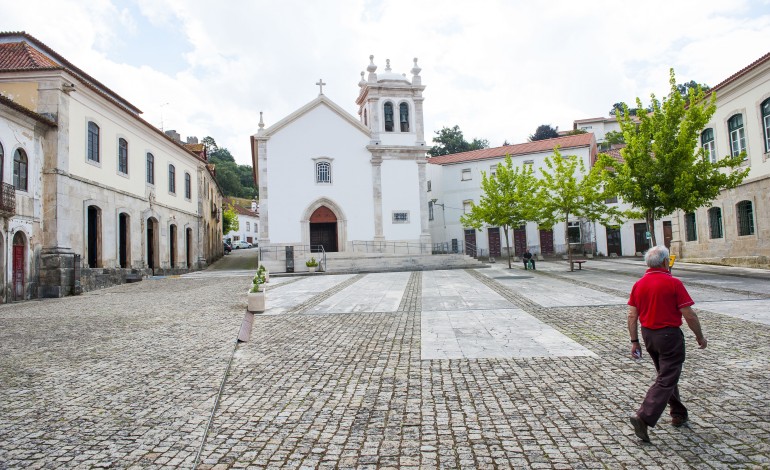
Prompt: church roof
<box><xmin>427</xmin><ymin>133</ymin><xmax>596</xmax><ymax>165</ymax></box>
<box><xmin>255</xmin><ymin>94</ymin><xmax>370</xmax><ymax>138</ymax></box>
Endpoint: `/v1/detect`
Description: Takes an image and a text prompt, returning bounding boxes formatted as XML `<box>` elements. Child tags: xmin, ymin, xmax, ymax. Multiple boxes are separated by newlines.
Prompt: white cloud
<box><xmin>1</xmin><ymin>0</ymin><xmax>768</xmax><ymax>164</ymax></box>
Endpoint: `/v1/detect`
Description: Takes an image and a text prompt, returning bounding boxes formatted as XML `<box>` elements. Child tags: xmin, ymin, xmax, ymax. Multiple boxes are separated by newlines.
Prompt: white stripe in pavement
<box><xmin>304</xmin><ymin>272</ymin><xmax>411</xmax><ymax>314</ymax></box>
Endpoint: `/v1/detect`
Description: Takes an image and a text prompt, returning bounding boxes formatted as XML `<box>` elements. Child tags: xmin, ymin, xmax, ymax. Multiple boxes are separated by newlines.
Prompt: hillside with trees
<box><xmin>202</xmin><ymin>136</ymin><xmax>258</xmax><ymax>199</ymax></box>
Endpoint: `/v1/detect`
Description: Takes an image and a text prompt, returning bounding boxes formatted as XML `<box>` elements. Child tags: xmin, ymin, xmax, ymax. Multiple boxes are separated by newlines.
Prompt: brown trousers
<box><xmin>637</xmin><ymin>326</ymin><xmax>688</xmax><ymax>427</ymax></box>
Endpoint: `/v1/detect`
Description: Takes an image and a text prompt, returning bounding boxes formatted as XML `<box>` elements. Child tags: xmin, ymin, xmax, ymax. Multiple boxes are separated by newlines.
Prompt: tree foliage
<box><xmin>222</xmin><ymin>202</ymin><xmax>239</xmax><ymax>235</ymax></box>
<box><xmin>538</xmin><ymin>148</ymin><xmax>621</xmax><ymax>269</ymax></box>
<box><xmin>459</xmin><ymin>155</ymin><xmax>539</xmax><ymax>268</ymax></box>
<box><xmin>529</xmin><ymin>124</ymin><xmax>560</xmax><ymax>141</ymax></box>
<box><xmin>204</xmin><ymin>136</ymin><xmax>258</xmax><ymax>199</ymax></box>
<box><xmin>428</xmin><ymin>125</ymin><xmax>489</xmax><ymax>157</ymax></box>
<box><xmin>601</xmin><ymin>69</ymin><xmax>748</xmax><ymax>246</ymax></box>
<box><xmin>676</xmin><ymin>80</ymin><xmax>710</xmax><ymax>104</ymax></box>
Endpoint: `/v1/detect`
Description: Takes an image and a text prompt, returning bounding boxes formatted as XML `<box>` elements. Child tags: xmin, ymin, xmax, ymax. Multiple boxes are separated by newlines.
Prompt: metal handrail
<box><xmin>351</xmin><ymin>240</ymin><xmax>431</xmax><ymax>254</ymax></box>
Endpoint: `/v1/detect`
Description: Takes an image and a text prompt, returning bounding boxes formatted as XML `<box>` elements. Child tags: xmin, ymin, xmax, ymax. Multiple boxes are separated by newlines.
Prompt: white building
<box><xmin>426</xmin><ymin>134</ymin><xmax>603</xmax><ymax>258</ymax></box>
<box><xmin>0</xmin><ymin>32</ymin><xmax>224</xmax><ymax>300</ymax></box>
<box><xmin>251</xmin><ymin>56</ymin><xmax>431</xmax><ymax>259</ymax></box>
<box><xmin>224</xmin><ymin>199</ymin><xmax>259</xmax><ymax>245</ymax></box>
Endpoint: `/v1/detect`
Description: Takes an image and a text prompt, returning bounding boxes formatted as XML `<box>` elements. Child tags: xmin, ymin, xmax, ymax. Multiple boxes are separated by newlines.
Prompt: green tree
<box><xmin>676</xmin><ymin>80</ymin><xmax>710</xmax><ymax>103</ymax></box>
<box><xmin>203</xmin><ymin>136</ymin><xmax>258</xmax><ymax>198</ymax></box>
<box><xmin>459</xmin><ymin>155</ymin><xmax>539</xmax><ymax>268</ymax></box>
<box><xmin>604</xmin><ymin>130</ymin><xmax>625</xmax><ymax>146</ymax></box>
<box><xmin>606</xmin><ymin>69</ymin><xmax>748</xmax><ymax>246</ymax></box>
<box><xmin>538</xmin><ymin>148</ymin><xmax>620</xmax><ymax>270</ymax></box>
<box><xmin>222</xmin><ymin>203</ymin><xmax>239</xmax><ymax>235</ymax></box>
<box><xmin>565</xmin><ymin>128</ymin><xmax>588</xmax><ymax>136</ymax></box>
<box><xmin>428</xmin><ymin>125</ymin><xmax>489</xmax><ymax>157</ymax></box>
<box><xmin>529</xmin><ymin>124</ymin><xmax>559</xmax><ymax>141</ymax></box>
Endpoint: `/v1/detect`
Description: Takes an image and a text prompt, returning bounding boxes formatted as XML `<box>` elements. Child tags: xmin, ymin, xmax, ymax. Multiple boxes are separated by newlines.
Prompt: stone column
<box><xmin>417</xmin><ymin>158</ymin><xmax>432</xmax><ymax>252</ymax></box>
<box><xmin>414</xmin><ymin>97</ymin><xmax>426</xmax><ymax>146</ymax></box>
<box><xmin>371</xmin><ymin>156</ymin><xmax>384</xmax><ymax>242</ymax></box>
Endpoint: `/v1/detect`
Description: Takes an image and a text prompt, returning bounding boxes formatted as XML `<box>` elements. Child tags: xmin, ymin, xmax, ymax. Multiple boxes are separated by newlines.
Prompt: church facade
<box><xmin>251</xmin><ymin>57</ymin><xmax>431</xmax><ymax>258</ymax></box>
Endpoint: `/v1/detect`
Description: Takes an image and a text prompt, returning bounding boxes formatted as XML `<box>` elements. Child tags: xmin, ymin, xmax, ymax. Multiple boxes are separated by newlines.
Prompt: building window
<box><xmin>684</xmin><ymin>212</ymin><xmax>697</xmax><ymax>241</ymax></box>
<box><xmin>87</xmin><ymin>121</ymin><xmax>100</xmax><ymax>162</ymax></box>
<box><xmin>384</xmin><ymin>102</ymin><xmax>394</xmax><ymax>132</ymax></box>
<box><xmin>246</xmin><ymin>221</ymin><xmax>250</xmax><ymax>232</ymax></box>
<box><xmin>567</xmin><ymin>221</ymin><xmax>581</xmax><ymax>244</ymax></box>
<box><xmin>708</xmin><ymin>207</ymin><xmax>723</xmax><ymax>239</ymax></box>
<box><xmin>364</xmin><ymin>109</ymin><xmax>368</xmax><ymax>127</ymax></box>
<box><xmin>118</xmin><ymin>138</ymin><xmax>128</xmax><ymax>174</ymax></box>
<box><xmin>392</xmin><ymin>211</ymin><xmax>409</xmax><ymax>223</ymax></box>
<box><xmin>0</xmin><ymin>142</ymin><xmax>3</xmax><ymax>182</ymax></box>
<box><xmin>184</xmin><ymin>172</ymin><xmax>191</xmax><ymax>199</ymax></box>
<box><xmin>427</xmin><ymin>180</ymin><xmax>431</xmax><ymax>192</ymax></box>
<box><xmin>146</xmin><ymin>153</ymin><xmax>155</xmax><ymax>184</ymax></box>
<box><xmin>461</xmin><ymin>168</ymin><xmax>471</xmax><ymax>181</ymax></box>
<box><xmin>13</xmin><ymin>148</ymin><xmax>28</xmax><ymax>191</ymax></box>
<box><xmin>736</xmin><ymin>200</ymin><xmax>755</xmax><ymax>236</ymax></box>
<box><xmin>523</xmin><ymin>160</ymin><xmax>534</xmax><ymax>168</ymax></box>
<box><xmin>762</xmin><ymin>98</ymin><xmax>770</xmax><ymax>153</ymax></box>
<box><xmin>399</xmin><ymin>102</ymin><xmax>409</xmax><ymax>132</ymax></box>
<box><xmin>605</xmin><ymin>195</ymin><xmax>618</xmax><ymax>204</ymax></box>
<box><xmin>316</xmin><ymin>161</ymin><xmax>331</xmax><ymax>184</ymax></box>
<box><xmin>168</xmin><ymin>164</ymin><xmax>176</xmax><ymax>194</ymax></box>
<box><xmin>428</xmin><ymin>201</ymin><xmax>434</xmax><ymax>221</ymax></box>
<box><xmin>701</xmin><ymin>128</ymin><xmax>716</xmax><ymax>163</ymax></box>
<box><xmin>728</xmin><ymin>114</ymin><xmax>747</xmax><ymax>158</ymax></box>
<box><xmin>463</xmin><ymin>200</ymin><xmax>472</xmax><ymax>214</ymax></box>
<box><xmin>490</xmin><ymin>165</ymin><xmax>497</xmax><ymax>178</ymax></box>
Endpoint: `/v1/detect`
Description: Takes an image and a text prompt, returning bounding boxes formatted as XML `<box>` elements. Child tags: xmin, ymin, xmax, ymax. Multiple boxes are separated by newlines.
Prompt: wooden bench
<box><xmin>571</xmin><ymin>259</ymin><xmax>587</xmax><ymax>270</ymax></box>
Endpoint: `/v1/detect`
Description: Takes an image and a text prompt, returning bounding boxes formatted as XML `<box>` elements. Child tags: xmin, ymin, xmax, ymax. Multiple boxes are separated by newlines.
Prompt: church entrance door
<box><xmin>310</xmin><ymin>206</ymin><xmax>338</xmax><ymax>252</ymax></box>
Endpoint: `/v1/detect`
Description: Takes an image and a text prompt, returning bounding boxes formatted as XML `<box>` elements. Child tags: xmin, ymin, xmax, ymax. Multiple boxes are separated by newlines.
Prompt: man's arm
<box><xmin>681</xmin><ymin>306</ymin><xmax>707</xmax><ymax>349</ymax></box>
<box><xmin>627</xmin><ymin>306</ymin><xmax>642</xmax><ymax>357</ymax></box>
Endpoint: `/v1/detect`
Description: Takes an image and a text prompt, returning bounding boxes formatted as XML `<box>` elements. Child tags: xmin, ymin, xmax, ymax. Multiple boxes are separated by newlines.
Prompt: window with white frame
<box><xmin>762</xmin><ymin>98</ymin><xmax>770</xmax><ymax>153</ymax></box>
<box><xmin>567</xmin><ymin>221</ymin><xmax>581</xmax><ymax>244</ymax></box>
<box><xmin>13</xmin><ymin>148</ymin><xmax>28</xmax><ymax>191</ymax></box>
<box><xmin>728</xmin><ymin>114</ymin><xmax>747</xmax><ymax>159</ymax></box>
<box><xmin>246</xmin><ymin>222</ymin><xmax>250</xmax><ymax>232</ymax></box>
<box><xmin>392</xmin><ymin>211</ymin><xmax>409</xmax><ymax>223</ymax></box>
<box><xmin>461</xmin><ymin>168</ymin><xmax>471</xmax><ymax>181</ymax></box>
<box><xmin>463</xmin><ymin>200</ymin><xmax>472</xmax><ymax>214</ymax></box>
<box><xmin>168</xmin><ymin>164</ymin><xmax>176</xmax><ymax>194</ymax></box>
<box><xmin>489</xmin><ymin>164</ymin><xmax>497</xmax><ymax>178</ymax></box>
<box><xmin>701</xmin><ymin>128</ymin><xmax>716</xmax><ymax>163</ymax></box>
<box><xmin>184</xmin><ymin>172</ymin><xmax>191</xmax><ymax>199</ymax></box>
<box><xmin>146</xmin><ymin>153</ymin><xmax>155</xmax><ymax>184</ymax></box>
<box><xmin>316</xmin><ymin>161</ymin><xmax>331</xmax><ymax>184</ymax></box>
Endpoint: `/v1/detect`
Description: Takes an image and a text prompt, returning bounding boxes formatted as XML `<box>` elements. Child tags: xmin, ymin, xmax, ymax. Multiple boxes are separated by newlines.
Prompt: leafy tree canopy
<box><xmin>203</xmin><ymin>136</ymin><xmax>258</xmax><ymax>199</ymax></box>
<box><xmin>529</xmin><ymin>124</ymin><xmax>560</xmax><ymax>141</ymax></box>
<box><xmin>222</xmin><ymin>203</ymin><xmax>239</xmax><ymax>235</ymax></box>
<box><xmin>599</xmin><ymin>69</ymin><xmax>747</xmax><ymax>246</ymax></box>
<box><xmin>428</xmin><ymin>125</ymin><xmax>489</xmax><ymax>157</ymax></box>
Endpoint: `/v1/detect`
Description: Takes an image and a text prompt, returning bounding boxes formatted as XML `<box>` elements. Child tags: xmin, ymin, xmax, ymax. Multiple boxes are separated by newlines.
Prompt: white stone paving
<box><xmin>421</xmin><ymin>308</ymin><xmax>597</xmax><ymax>360</ymax></box>
<box><xmin>304</xmin><ymin>271</ymin><xmax>411</xmax><ymax>314</ymax></box>
<box><xmin>695</xmin><ymin>299</ymin><xmax>770</xmax><ymax>326</ymax></box>
<box><xmin>421</xmin><ymin>269</ymin><xmax>513</xmax><ymax>311</ymax></box>
<box><xmin>260</xmin><ymin>274</ymin><xmax>357</xmax><ymax>315</ymax></box>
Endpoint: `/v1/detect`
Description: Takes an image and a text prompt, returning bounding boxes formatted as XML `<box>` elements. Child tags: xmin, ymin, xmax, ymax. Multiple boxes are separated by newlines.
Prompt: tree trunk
<box><xmin>647</xmin><ymin>210</ymin><xmax>657</xmax><ymax>247</ymax></box>
<box><xmin>503</xmin><ymin>225</ymin><xmax>512</xmax><ymax>269</ymax></box>
<box><xmin>566</xmin><ymin>211</ymin><xmax>573</xmax><ymax>271</ymax></box>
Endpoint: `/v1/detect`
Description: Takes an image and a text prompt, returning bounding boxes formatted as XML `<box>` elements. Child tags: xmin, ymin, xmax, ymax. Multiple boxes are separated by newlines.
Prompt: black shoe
<box><xmin>671</xmin><ymin>415</ymin><xmax>688</xmax><ymax>427</ymax></box>
<box><xmin>630</xmin><ymin>415</ymin><xmax>650</xmax><ymax>442</ymax></box>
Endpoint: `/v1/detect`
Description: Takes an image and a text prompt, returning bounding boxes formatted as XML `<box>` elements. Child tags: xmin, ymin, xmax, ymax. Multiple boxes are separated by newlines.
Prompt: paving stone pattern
<box><xmin>1</xmin><ymin>261</ymin><xmax>769</xmax><ymax>469</ymax></box>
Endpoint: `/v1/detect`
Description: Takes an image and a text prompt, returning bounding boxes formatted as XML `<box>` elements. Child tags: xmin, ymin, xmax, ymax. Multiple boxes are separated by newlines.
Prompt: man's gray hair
<box><xmin>645</xmin><ymin>245</ymin><xmax>670</xmax><ymax>268</ymax></box>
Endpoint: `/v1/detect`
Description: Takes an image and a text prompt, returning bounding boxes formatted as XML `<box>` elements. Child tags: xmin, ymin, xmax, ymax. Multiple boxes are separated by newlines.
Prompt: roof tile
<box><xmin>427</xmin><ymin>133</ymin><xmax>595</xmax><ymax>165</ymax></box>
<box><xmin>0</xmin><ymin>41</ymin><xmax>59</xmax><ymax>69</ymax></box>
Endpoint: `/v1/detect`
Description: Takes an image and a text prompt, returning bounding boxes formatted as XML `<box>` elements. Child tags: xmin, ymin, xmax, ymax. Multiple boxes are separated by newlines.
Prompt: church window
<box><xmin>316</xmin><ymin>161</ymin><xmax>332</xmax><ymax>184</ymax></box>
<box><xmin>392</xmin><ymin>211</ymin><xmax>409</xmax><ymax>223</ymax></box>
<box><xmin>169</xmin><ymin>164</ymin><xmax>176</xmax><ymax>194</ymax></box>
<box><xmin>87</xmin><ymin>121</ymin><xmax>100</xmax><ymax>162</ymax></box>
<box><xmin>461</xmin><ymin>168</ymin><xmax>472</xmax><ymax>181</ymax></box>
<box><xmin>13</xmin><ymin>148</ymin><xmax>28</xmax><ymax>191</ymax></box>
<box><xmin>146</xmin><ymin>153</ymin><xmax>155</xmax><ymax>184</ymax></box>
<box><xmin>399</xmin><ymin>102</ymin><xmax>409</xmax><ymax>132</ymax></box>
<box><xmin>118</xmin><ymin>138</ymin><xmax>128</xmax><ymax>174</ymax></box>
<box><xmin>384</xmin><ymin>102</ymin><xmax>394</xmax><ymax>132</ymax></box>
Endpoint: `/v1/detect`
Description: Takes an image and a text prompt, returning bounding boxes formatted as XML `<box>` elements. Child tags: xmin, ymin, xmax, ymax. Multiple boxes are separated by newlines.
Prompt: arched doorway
<box><xmin>12</xmin><ymin>231</ymin><xmax>25</xmax><ymax>301</ymax></box>
<box><xmin>147</xmin><ymin>217</ymin><xmax>159</xmax><ymax>274</ymax></box>
<box><xmin>87</xmin><ymin>205</ymin><xmax>102</xmax><ymax>268</ymax></box>
<box><xmin>119</xmin><ymin>213</ymin><xmax>130</xmax><ymax>268</ymax></box>
<box><xmin>310</xmin><ymin>206</ymin><xmax>338</xmax><ymax>252</ymax></box>
<box><xmin>169</xmin><ymin>224</ymin><xmax>177</xmax><ymax>268</ymax></box>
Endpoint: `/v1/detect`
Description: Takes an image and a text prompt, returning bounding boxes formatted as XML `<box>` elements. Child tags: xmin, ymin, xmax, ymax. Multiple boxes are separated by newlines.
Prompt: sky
<box><xmin>1</xmin><ymin>0</ymin><xmax>769</xmax><ymax>166</ymax></box>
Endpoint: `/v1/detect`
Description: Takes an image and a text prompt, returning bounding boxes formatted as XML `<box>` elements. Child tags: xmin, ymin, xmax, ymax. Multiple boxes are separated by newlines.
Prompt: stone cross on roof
<box><xmin>316</xmin><ymin>79</ymin><xmax>326</xmax><ymax>95</ymax></box>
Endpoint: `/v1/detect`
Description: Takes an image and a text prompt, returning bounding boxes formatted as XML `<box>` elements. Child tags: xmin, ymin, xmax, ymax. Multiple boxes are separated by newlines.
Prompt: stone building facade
<box><xmin>0</xmin><ymin>32</ymin><xmax>224</xmax><ymax>301</ymax></box>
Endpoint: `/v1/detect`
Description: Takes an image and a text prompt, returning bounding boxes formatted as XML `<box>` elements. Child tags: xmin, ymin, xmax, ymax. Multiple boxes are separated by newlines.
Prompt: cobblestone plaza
<box><xmin>1</xmin><ymin>258</ymin><xmax>769</xmax><ymax>469</ymax></box>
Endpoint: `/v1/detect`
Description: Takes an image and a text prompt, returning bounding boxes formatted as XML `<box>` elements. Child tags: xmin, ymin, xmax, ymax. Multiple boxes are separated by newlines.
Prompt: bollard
<box><xmin>237</xmin><ymin>312</ymin><xmax>255</xmax><ymax>342</ymax></box>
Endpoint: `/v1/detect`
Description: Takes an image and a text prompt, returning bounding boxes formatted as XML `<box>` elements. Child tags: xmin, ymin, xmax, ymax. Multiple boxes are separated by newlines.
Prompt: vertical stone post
<box><xmin>371</xmin><ymin>156</ymin><xmax>384</xmax><ymax>242</ymax></box>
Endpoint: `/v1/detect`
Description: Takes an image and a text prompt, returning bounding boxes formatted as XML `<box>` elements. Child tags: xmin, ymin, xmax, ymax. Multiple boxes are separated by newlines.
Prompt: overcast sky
<box><xmin>2</xmin><ymin>0</ymin><xmax>769</xmax><ymax>165</ymax></box>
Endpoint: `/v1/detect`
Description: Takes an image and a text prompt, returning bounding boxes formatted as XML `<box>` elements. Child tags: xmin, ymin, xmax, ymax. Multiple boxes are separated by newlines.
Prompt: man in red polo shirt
<box><xmin>627</xmin><ymin>245</ymin><xmax>707</xmax><ymax>443</ymax></box>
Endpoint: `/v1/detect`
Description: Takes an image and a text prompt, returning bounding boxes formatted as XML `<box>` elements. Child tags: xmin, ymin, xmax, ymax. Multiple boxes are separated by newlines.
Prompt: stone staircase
<box><xmin>260</xmin><ymin>252</ymin><xmax>488</xmax><ymax>274</ymax></box>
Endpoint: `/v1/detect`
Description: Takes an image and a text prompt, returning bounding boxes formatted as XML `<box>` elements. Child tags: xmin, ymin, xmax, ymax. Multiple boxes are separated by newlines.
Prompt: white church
<box><xmin>250</xmin><ymin>56</ymin><xmax>432</xmax><ymax>260</ymax></box>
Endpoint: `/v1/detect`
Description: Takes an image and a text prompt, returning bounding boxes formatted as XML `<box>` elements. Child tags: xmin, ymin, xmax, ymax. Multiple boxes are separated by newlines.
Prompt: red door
<box><xmin>539</xmin><ymin>229</ymin><xmax>554</xmax><ymax>254</ymax></box>
<box><xmin>513</xmin><ymin>226</ymin><xmax>527</xmax><ymax>256</ymax></box>
<box><xmin>13</xmin><ymin>245</ymin><xmax>24</xmax><ymax>300</ymax></box>
<box><xmin>488</xmin><ymin>227</ymin><xmax>501</xmax><ymax>257</ymax></box>
<box><xmin>464</xmin><ymin>229</ymin><xmax>477</xmax><ymax>256</ymax></box>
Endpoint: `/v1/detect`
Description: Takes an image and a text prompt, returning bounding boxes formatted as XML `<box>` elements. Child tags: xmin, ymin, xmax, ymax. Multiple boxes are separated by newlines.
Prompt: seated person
<box><xmin>522</xmin><ymin>250</ymin><xmax>535</xmax><ymax>270</ymax></box>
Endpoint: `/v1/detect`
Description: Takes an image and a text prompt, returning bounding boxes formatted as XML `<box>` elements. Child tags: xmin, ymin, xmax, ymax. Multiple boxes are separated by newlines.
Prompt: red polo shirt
<box><xmin>628</xmin><ymin>267</ymin><xmax>694</xmax><ymax>329</ymax></box>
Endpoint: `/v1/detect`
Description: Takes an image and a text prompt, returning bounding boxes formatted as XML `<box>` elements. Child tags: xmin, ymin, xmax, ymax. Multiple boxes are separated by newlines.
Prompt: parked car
<box><xmin>223</xmin><ymin>242</ymin><xmax>232</xmax><ymax>254</ymax></box>
<box><xmin>234</xmin><ymin>241</ymin><xmax>253</xmax><ymax>249</ymax></box>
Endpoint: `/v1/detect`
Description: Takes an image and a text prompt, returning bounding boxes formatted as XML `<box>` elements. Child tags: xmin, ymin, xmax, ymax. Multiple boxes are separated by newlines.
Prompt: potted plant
<box><xmin>258</xmin><ymin>264</ymin><xmax>269</xmax><ymax>283</ymax></box>
<box><xmin>306</xmin><ymin>257</ymin><xmax>318</xmax><ymax>273</ymax></box>
<box><xmin>247</xmin><ymin>270</ymin><xmax>266</xmax><ymax>312</ymax></box>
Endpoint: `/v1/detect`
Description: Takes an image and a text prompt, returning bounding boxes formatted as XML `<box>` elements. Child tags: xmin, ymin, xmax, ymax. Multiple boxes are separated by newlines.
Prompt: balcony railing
<box><xmin>0</xmin><ymin>182</ymin><xmax>15</xmax><ymax>216</ymax></box>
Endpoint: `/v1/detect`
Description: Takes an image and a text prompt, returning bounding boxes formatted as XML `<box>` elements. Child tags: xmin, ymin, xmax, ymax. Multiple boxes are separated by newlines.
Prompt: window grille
<box><xmin>708</xmin><ymin>207</ymin><xmax>723</xmax><ymax>239</ymax></box>
<box><xmin>392</xmin><ymin>211</ymin><xmax>409</xmax><ymax>223</ymax></box>
<box><xmin>316</xmin><ymin>161</ymin><xmax>331</xmax><ymax>184</ymax></box>
<box><xmin>736</xmin><ymin>200</ymin><xmax>755</xmax><ymax>236</ymax></box>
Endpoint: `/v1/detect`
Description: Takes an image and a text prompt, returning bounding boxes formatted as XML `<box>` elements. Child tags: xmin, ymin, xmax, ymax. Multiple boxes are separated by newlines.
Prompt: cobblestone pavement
<box><xmin>1</xmin><ymin>259</ymin><xmax>769</xmax><ymax>469</ymax></box>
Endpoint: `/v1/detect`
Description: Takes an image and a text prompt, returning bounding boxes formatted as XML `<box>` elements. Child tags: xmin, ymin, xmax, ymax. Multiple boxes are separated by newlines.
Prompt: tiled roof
<box><xmin>427</xmin><ymin>133</ymin><xmax>595</xmax><ymax>165</ymax></box>
<box><xmin>599</xmin><ymin>145</ymin><xmax>625</xmax><ymax>164</ymax></box>
<box><xmin>710</xmin><ymin>51</ymin><xmax>770</xmax><ymax>95</ymax></box>
<box><xmin>0</xmin><ymin>41</ymin><xmax>59</xmax><ymax>69</ymax></box>
<box><xmin>185</xmin><ymin>143</ymin><xmax>205</xmax><ymax>153</ymax></box>
<box><xmin>0</xmin><ymin>94</ymin><xmax>57</xmax><ymax>126</ymax></box>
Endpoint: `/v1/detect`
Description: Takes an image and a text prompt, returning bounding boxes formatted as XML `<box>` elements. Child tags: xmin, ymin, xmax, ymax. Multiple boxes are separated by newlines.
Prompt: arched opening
<box><xmin>12</xmin><ymin>231</ymin><xmax>26</xmax><ymax>301</ymax></box>
<box><xmin>169</xmin><ymin>224</ymin><xmax>177</xmax><ymax>268</ymax></box>
<box><xmin>87</xmin><ymin>205</ymin><xmax>102</xmax><ymax>268</ymax></box>
<box><xmin>119</xmin><ymin>213</ymin><xmax>130</xmax><ymax>268</ymax></box>
<box><xmin>186</xmin><ymin>227</ymin><xmax>193</xmax><ymax>268</ymax></box>
<box><xmin>147</xmin><ymin>217</ymin><xmax>159</xmax><ymax>274</ymax></box>
<box><xmin>309</xmin><ymin>206</ymin><xmax>338</xmax><ymax>252</ymax></box>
